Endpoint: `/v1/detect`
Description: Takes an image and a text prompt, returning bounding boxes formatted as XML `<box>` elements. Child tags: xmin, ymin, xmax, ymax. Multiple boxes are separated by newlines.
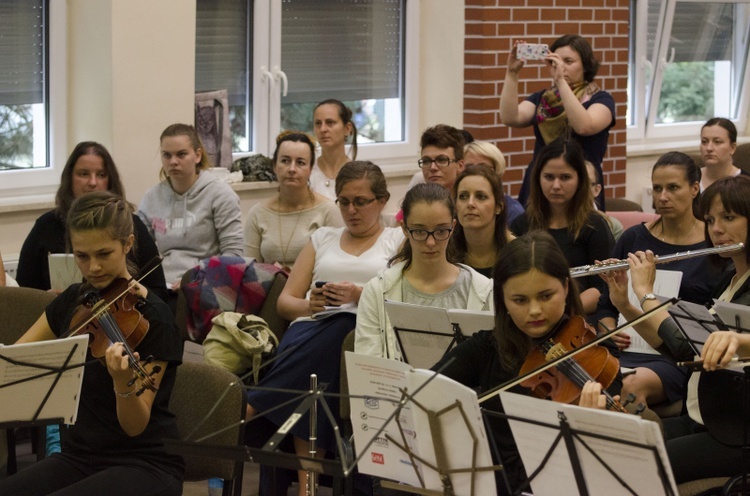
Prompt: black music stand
<box><xmin>386</xmin><ymin>300</ymin><xmax>494</xmax><ymax>369</ymax></box>
<box><xmin>492</xmin><ymin>391</ymin><xmax>678</xmax><ymax>496</ymax></box>
<box><xmin>0</xmin><ymin>336</ymin><xmax>88</xmax><ymax>472</ymax></box>
<box><xmin>670</xmin><ymin>300</ymin><xmax>750</xmax><ymax>495</ymax></box>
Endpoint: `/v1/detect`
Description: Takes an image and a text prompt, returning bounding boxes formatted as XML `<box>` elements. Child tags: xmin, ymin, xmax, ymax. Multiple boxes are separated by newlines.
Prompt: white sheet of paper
<box><xmin>713</xmin><ymin>299</ymin><xmax>750</xmax><ymax>333</ymax></box>
<box><xmin>618</xmin><ymin>269</ymin><xmax>682</xmax><ymax>354</ymax></box>
<box><xmin>0</xmin><ymin>335</ymin><xmax>88</xmax><ymax>424</ymax></box>
<box><xmin>500</xmin><ymin>391</ymin><xmax>677</xmax><ymax>496</ymax></box>
<box><xmin>345</xmin><ymin>352</ymin><xmax>497</xmax><ymax>496</ymax></box>
<box><xmin>48</xmin><ymin>253</ymin><xmax>83</xmax><ymax>292</ymax></box>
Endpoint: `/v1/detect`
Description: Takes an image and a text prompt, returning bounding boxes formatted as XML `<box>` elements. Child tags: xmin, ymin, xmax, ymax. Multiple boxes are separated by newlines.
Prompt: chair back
<box><xmin>169</xmin><ymin>361</ymin><xmax>247</xmax><ymax>487</ymax></box>
<box><xmin>606</xmin><ymin>211</ymin><xmax>660</xmax><ymax>231</ymax></box>
<box><xmin>0</xmin><ymin>287</ymin><xmax>56</xmax><ymax>344</ymax></box>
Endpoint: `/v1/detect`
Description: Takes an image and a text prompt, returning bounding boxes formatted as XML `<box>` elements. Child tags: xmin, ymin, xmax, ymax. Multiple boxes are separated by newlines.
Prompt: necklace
<box><xmin>466</xmin><ymin>249</ymin><xmax>497</xmax><ymax>268</ymax></box>
<box><xmin>317</xmin><ymin>155</ymin><xmax>347</xmax><ymax>187</ymax></box>
<box><xmin>276</xmin><ymin>189</ymin><xmax>314</xmax><ymax>266</ymax></box>
<box><xmin>659</xmin><ymin>219</ymin><xmax>697</xmax><ymax>245</ymax></box>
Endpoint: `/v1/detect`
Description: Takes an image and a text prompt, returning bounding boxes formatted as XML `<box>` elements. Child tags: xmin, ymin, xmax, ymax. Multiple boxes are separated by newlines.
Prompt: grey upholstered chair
<box><xmin>168</xmin><ymin>360</ymin><xmax>247</xmax><ymax>496</ymax></box>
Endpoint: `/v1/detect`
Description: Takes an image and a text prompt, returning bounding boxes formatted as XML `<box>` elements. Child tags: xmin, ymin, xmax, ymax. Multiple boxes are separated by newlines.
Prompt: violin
<box><xmin>63</xmin><ymin>278</ymin><xmax>160</xmax><ymax>396</ymax></box>
<box><xmin>519</xmin><ymin>315</ymin><xmax>633</xmax><ymax>413</ymax></box>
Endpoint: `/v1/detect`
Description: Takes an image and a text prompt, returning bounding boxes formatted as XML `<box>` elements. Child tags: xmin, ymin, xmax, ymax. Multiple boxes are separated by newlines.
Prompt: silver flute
<box><xmin>569</xmin><ymin>243</ymin><xmax>745</xmax><ymax>278</ymax></box>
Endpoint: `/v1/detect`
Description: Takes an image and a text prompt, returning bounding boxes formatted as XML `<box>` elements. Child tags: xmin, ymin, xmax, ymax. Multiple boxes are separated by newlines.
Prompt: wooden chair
<box><xmin>0</xmin><ymin>286</ymin><xmax>57</xmax><ymax>475</ymax></box>
<box><xmin>168</xmin><ymin>360</ymin><xmax>247</xmax><ymax>496</ymax></box>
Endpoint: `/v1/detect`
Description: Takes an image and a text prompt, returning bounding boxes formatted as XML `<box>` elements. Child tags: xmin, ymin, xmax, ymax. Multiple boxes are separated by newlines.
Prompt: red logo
<box><xmin>372</xmin><ymin>452</ymin><xmax>384</xmax><ymax>465</ymax></box>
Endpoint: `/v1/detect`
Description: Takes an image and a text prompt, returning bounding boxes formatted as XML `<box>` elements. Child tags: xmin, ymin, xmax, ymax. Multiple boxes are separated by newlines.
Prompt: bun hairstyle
<box><xmin>652</xmin><ymin>151</ymin><xmax>702</xmax><ymax>219</ymax></box>
<box><xmin>702</xmin><ymin>117</ymin><xmax>737</xmax><ymax>145</ymax></box>
<box><xmin>314</xmin><ymin>99</ymin><xmax>358</xmax><ymax>159</ymax></box>
<box><xmin>273</xmin><ymin>131</ymin><xmax>317</xmax><ymax>168</ymax></box>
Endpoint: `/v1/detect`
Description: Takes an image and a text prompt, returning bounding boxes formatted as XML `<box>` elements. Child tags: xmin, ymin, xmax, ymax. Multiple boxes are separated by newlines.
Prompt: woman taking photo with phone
<box><xmin>500</xmin><ymin>35</ymin><xmax>615</xmax><ymax>207</ymax></box>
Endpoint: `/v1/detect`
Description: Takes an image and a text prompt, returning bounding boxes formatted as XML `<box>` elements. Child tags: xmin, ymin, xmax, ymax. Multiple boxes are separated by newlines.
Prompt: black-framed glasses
<box><xmin>418</xmin><ymin>155</ymin><xmax>456</xmax><ymax>168</ymax></box>
<box><xmin>335</xmin><ymin>196</ymin><xmax>378</xmax><ymax>208</ymax></box>
<box><xmin>405</xmin><ymin>226</ymin><xmax>453</xmax><ymax>242</ymax></box>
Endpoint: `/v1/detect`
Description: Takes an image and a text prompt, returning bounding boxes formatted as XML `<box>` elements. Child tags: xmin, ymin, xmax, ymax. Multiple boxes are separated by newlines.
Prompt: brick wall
<box><xmin>463</xmin><ymin>0</ymin><xmax>629</xmax><ymax>199</ymax></box>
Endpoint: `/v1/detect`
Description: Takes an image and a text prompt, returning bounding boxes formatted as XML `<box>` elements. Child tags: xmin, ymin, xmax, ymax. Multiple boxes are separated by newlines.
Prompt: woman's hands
<box><xmin>578</xmin><ymin>381</ymin><xmax>619</xmax><ymax>410</ymax></box>
<box><xmin>507</xmin><ymin>40</ymin><xmax>527</xmax><ymax>74</ymax></box>
<box><xmin>106</xmin><ymin>342</ymin><xmax>138</xmax><ymax>393</ymax></box>
<box><xmin>544</xmin><ymin>52</ymin><xmax>567</xmax><ymax>85</ymax></box>
<box><xmin>700</xmin><ymin>331</ymin><xmax>750</xmax><ymax>371</ymax></box>
<box><xmin>309</xmin><ymin>282</ymin><xmax>362</xmax><ymax>314</ymax></box>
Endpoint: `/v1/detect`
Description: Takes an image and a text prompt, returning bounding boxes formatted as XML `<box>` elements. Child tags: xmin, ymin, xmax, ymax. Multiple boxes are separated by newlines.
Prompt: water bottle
<box><xmin>208</xmin><ymin>477</ymin><xmax>223</xmax><ymax>496</ymax></box>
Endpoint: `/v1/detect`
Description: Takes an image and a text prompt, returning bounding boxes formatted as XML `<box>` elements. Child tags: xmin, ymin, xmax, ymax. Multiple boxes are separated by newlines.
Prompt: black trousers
<box><xmin>0</xmin><ymin>452</ymin><xmax>182</xmax><ymax>496</ymax></box>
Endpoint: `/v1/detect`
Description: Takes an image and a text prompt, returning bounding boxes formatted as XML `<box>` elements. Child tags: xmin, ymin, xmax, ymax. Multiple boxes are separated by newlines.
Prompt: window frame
<box><xmin>240</xmin><ymin>0</ymin><xmax>420</xmax><ymax>165</ymax></box>
<box><xmin>628</xmin><ymin>0</ymin><xmax>750</xmax><ymax>147</ymax></box>
<box><xmin>0</xmin><ymin>0</ymin><xmax>66</xmax><ymax>200</ymax></box>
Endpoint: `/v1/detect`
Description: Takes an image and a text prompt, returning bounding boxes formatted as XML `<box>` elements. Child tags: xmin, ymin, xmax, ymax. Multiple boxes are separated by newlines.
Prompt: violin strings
<box><xmin>545</xmin><ymin>344</ymin><xmax>620</xmax><ymax>411</ymax></box>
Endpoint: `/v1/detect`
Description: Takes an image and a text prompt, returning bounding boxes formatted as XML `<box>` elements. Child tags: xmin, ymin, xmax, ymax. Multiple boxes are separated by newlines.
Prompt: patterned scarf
<box><xmin>536</xmin><ymin>81</ymin><xmax>601</xmax><ymax>145</ymax></box>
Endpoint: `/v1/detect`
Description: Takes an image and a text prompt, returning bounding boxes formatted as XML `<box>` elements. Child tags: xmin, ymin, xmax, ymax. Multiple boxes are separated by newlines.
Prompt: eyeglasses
<box><xmin>418</xmin><ymin>155</ymin><xmax>457</xmax><ymax>168</ymax></box>
<box><xmin>405</xmin><ymin>226</ymin><xmax>453</xmax><ymax>242</ymax></box>
<box><xmin>335</xmin><ymin>196</ymin><xmax>378</xmax><ymax>209</ymax></box>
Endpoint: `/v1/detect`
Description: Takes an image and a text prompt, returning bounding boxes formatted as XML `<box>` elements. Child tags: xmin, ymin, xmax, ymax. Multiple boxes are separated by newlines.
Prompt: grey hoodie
<box><xmin>137</xmin><ymin>172</ymin><xmax>244</xmax><ymax>284</ymax></box>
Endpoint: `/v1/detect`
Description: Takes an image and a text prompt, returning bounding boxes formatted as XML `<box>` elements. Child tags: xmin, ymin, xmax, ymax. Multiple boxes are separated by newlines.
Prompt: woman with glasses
<box><xmin>245</xmin><ymin>161</ymin><xmax>403</xmax><ymax>496</ymax></box>
<box><xmin>243</xmin><ymin>131</ymin><xmax>342</xmax><ymax>272</ymax></box>
<box><xmin>355</xmin><ymin>182</ymin><xmax>493</xmax><ymax>359</ymax></box>
<box><xmin>500</xmin><ymin>34</ymin><xmax>615</xmax><ymax>207</ymax></box>
<box><xmin>509</xmin><ymin>138</ymin><xmax>614</xmax><ymax>314</ymax></box>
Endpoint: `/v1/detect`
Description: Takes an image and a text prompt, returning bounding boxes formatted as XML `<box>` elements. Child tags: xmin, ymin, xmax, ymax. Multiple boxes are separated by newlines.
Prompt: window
<box><xmin>0</xmin><ymin>0</ymin><xmax>66</xmax><ymax>196</ymax></box>
<box><xmin>195</xmin><ymin>0</ymin><xmax>417</xmax><ymax>161</ymax></box>
<box><xmin>628</xmin><ymin>0</ymin><xmax>750</xmax><ymax>142</ymax></box>
<box><xmin>0</xmin><ymin>0</ymin><xmax>47</xmax><ymax>171</ymax></box>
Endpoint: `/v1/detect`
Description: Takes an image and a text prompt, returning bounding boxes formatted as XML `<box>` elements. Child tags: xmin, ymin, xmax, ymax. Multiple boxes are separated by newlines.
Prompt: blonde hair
<box><xmin>464</xmin><ymin>141</ymin><xmax>507</xmax><ymax>176</ymax></box>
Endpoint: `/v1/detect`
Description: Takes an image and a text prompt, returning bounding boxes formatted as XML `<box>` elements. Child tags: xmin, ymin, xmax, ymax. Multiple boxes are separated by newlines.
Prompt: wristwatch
<box><xmin>639</xmin><ymin>293</ymin><xmax>657</xmax><ymax>307</ymax></box>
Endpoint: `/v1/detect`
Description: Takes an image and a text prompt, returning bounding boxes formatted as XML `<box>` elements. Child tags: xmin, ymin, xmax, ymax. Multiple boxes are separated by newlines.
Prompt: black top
<box><xmin>47</xmin><ymin>284</ymin><xmax>184</xmax><ymax>479</ymax></box>
<box><xmin>17</xmin><ymin>210</ymin><xmax>168</xmax><ymax>301</ymax></box>
<box><xmin>518</xmin><ymin>89</ymin><xmax>616</xmax><ymax>207</ymax></box>
<box><xmin>596</xmin><ymin>222</ymin><xmax>720</xmax><ymax>323</ymax></box>
<box><xmin>433</xmin><ymin>326</ymin><xmax>622</xmax><ymax>495</ymax></box>
<box><xmin>510</xmin><ymin>212</ymin><xmax>614</xmax><ymax>295</ymax></box>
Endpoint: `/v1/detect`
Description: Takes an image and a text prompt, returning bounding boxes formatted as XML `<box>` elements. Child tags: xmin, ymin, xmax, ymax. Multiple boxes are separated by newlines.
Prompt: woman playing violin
<box><xmin>602</xmin><ymin>175</ymin><xmax>750</xmax><ymax>485</ymax></box>
<box><xmin>0</xmin><ymin>191</ymin><xmax>184</xmax><ymax>496</ymax></box>
<box><xmin>433</xmin><ymin>230</ymin><xmax>622</xmax><ymax>495</ymax></box>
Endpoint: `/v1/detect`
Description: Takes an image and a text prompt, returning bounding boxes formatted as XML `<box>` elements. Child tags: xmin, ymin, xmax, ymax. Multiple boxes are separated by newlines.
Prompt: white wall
<box><xmin>0</xmin><ymin>0</ymin><xmax>464</xmax><ymax>261</ymax></box>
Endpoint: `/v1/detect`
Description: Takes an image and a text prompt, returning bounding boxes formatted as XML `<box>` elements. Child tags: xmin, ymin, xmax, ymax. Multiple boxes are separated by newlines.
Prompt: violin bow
<box><xmin>478</xmin><ymin>297</ymin><xmax>677</xmax><ymax>404</ymax></box>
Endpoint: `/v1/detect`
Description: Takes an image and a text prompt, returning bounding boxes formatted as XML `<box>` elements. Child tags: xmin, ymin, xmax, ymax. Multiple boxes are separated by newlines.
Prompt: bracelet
<box><xmin>114</xmin><ymin>387</ymin><xmax>136</xmax><ymax>398</ymax></box>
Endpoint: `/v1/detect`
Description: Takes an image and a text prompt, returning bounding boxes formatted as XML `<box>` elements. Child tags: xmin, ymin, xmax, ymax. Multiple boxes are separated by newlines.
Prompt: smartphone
<box><xmin>314</xmin><ymin>281</ymin><xmax>327</xmax><ymax>288</ymax></box>
<box><xmin>517</xmin><ymin>43</ymin><xmax>549</xmax><ymax>61</ymax></box>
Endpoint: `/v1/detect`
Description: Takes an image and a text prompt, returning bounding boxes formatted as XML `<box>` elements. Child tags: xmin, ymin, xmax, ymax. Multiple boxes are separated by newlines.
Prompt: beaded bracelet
<box><xmin>114</xmin><ymin>387</ymin><xmax>136</xmax><ymax>398</ymax></box>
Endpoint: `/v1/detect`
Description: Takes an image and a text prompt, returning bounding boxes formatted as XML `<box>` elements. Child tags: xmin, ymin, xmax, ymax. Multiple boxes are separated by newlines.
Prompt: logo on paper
<box><xmin>364</xmin><ymin>397</ymin><xmax>379</xmax><ymax>409</ymax></box>
<box><xmin>372</xmin><ymin>452</ymin><xmax>384</xmax><ymax>465</ymax></box>
<box><xmin>374</xmin><ymin>436</ymin><xmax>389</xmax><ymax>447</ymax></box>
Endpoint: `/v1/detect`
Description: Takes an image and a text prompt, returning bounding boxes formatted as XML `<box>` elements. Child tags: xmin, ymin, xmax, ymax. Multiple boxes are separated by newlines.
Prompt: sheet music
<box><xmin>48</xmin><ymin>253</ymin><xmax>83</xmax><ymax>292</ymax></box>
<box><xmin>0</xmin><ymin>336</ymin><xmax>87</xmax><ymax>424</ymax></box>
<box><xmin>500</xmin><ymin>391</ymin><xmax>678</xmax><ymax>496</ymax></box>
<box><xmin>617</xmin><ymin>270</ymin><xmax>682</xmax><ymax>355</ymax></box>
<box><xmin>345</xmin><ymin>352</ymin><xmax>496</xmax><ymax>496</ymax></box>
<box><xmin>713</xmin><ymin>299</ymin><xmax>750</xmax><ymax>333</ymax></box>
<box><xmin>386</xmin><ymin>300</ymin><xmax>493</xmax><ymax>369</ymax></box>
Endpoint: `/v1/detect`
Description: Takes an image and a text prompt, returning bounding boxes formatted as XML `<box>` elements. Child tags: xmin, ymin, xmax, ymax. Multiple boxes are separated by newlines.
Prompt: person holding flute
<box><xmin>600</xmin><ymin>175</ymin><xmax>750</xmax><ymax>484</ymax></box>
<box><xmin>595</xmin><ymin>151</ymin><xmax>723</xmax><ymax>409</ymax></box>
